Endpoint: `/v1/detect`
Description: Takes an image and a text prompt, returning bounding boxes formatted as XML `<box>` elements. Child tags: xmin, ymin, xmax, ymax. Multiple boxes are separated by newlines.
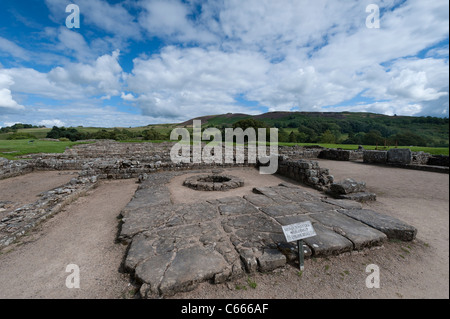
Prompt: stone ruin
<box><xmin>119</xmin><ymin>169</ymin><xmax>416</xmax><ymax>298</ymax></box>
<box><xmin>183</xmin><ymin>172</ymin><xmax>244</xmax><ymax>191</ymax></box>
<box><xmin>0</xmin><ymin>140</ymin><xmax>431</xmax><ymax>298</ymax></box>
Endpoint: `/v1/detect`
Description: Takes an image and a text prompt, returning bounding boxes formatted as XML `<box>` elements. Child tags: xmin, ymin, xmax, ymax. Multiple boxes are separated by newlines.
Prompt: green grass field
<box><xmin>0</xmin><ymin>140</ymin><xmax>92</xmax><ymax>160</ymax></box>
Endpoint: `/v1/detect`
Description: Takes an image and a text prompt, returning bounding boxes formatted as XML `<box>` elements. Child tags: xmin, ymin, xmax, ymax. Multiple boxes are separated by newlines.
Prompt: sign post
<box><xmin>281</xmin><ymin>221</ymin><xmax>316</xmax><ymax>271</ymax></box>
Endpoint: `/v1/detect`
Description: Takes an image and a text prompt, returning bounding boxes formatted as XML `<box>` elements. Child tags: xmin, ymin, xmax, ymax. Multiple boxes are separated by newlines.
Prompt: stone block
<box><xmin>310</xmin><ymin>211</ymin><xmax>387</xmax><ymax>250</ymax></box>
<box><xmin>257</xmin><ymin>249</ymin><xmax>286</xmax><ymax>272</ymax></box>
<box><xmin>387</xmin><ymin>148</ymin><xmax>412</xmax><ymax>164</ymax></box>
<box><xmin>337</xmin><ymin>209</ymin><xmax>417</xmax><ymax>241</ymax></box>
<box><xmin>363</xmin><ymin>150</ymin><xmax>387</xmax><ymax>164</ymax></box>
<box><xmin>330</xmin><ymin>178</ymin><xmax>366</xmax><ymax>194</ymax></box>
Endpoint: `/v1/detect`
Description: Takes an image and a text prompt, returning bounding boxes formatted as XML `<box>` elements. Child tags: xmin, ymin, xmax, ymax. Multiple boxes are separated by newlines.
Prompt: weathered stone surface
<box><xmin>159</xmin><ymin>246</ymin><xmax>229</xmax><ymax>296</ymax></box>
<box><xmin>260</xmin><ymin>204</ymin><xmax>305</xmax><ymax>218</ymax></box>
<box><xmin>275</xmin><ymin>215</ymin><xmax>352</xmax><ymax>257</ymax></box>
<box><xmin>243</xmin><ymin>194</ymin><xmax>277</xmax><ymax>207</ymax></box>
<box><xmin>303</xmin><ymin>223</ymin><xmax>353</xmax><ymax>256</ymax></box>
<box><xmin>298</xmin><ymin>201</ymin><xmax>339</xmax><ymax>214</ymax></box>
<box><xmin>124</xmin><ymin>232</ymin><xmax>157</xmax><ymax>271</ymax></box>
<box><xmin>218</xmin><ymin>201</ymin><xmax>259</xmax><ymax>216</ymax></box>
<box><xmin>239</xmin><ymin>249</ymin><xmax>260</xmax><ymax>273</ymax></box>
<box><xmin>387</xmin><ymin>148</ymin><xmax>412</xmax><ymax>164</ymax></box>
<box><xmin>337</xmin><ymin>209</ymin><xmax>417</xmax><ymax>241</ymax></box>
<box><xmin>252</xmin><ymin>187</ymin><xmax>292</xmax><ymax>205</ymax></box>
<box><xmin>330</xmin><ymin>178</ymin><xmax>366</xmax><ymax>195</ymax></box>
<box><xmin>363</xmin><ymin>150</ymin><xmax>387</xmax><ymax>164</ymax></box>
<box><xmin>135</xmin><ymin>252</ymin><xmax>174</xmax><ymax>296</ymax></box>
<box><xmin>321</xmin><ymin>198</ymin><xmax>363</xmax><ymax>210</ymax></box>
<box><xmin>337</xmin><ymin>192</ymin><xmax>377</xmax><ymax>202</ymax></box>
<box><xmin>257</xmin><ymin>249</ymin><xmax>286</xmax><ymax>272</ymax></box>
<box><xmin>310</xmin><ymin>211</ymin><xmax>387</xmax><ymax>250</ymax></box>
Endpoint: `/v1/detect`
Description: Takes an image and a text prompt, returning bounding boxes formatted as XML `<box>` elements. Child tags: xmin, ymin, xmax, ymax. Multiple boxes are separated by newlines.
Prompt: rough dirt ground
<box><xmin>0</xmin><ymin>171</ymin><xmax>78</xmax><ymax>220</ymax></box>
<box><xmin>0</xmin><ymin>177</ymin><xmax>138</xmax><ymax>299</ymax></box>
<box><xmin>0</xmin><ymin>161</ymin><xmax>448</xmax><ymax>299</ymax></box>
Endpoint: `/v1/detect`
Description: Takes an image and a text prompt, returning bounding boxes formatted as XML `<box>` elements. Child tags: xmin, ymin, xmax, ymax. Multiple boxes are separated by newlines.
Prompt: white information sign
<box><xmin>282</xmin><ymin>221</ymin><xmax>316</xmax><ymax>242</ymax></box>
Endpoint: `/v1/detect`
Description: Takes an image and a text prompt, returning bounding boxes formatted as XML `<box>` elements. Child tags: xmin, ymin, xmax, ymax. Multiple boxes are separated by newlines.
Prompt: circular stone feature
<box><xmin>183</xmin><ymin>174</ymin><xmax>244</xmax><ymax>191</ymax></box>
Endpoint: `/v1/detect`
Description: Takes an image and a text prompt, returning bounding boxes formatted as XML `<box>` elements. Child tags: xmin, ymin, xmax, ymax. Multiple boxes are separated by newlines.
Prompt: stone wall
<box><xmin>318</xmin><ymin>149</ymin><xmax>363</xmax><ymax>161</ymax></box>
<box><xmin>276</xmin><ymin>158</ymin><xmax>334</xmax><ymax>191</ymax></box>
<box><xmin>0</xmin><ymin>158</ymin><xmax>34</xmax><ymax>180</ymax></box>
<box><xmin>363</xmin><ymin>150</ymin><xmax>388</xmax><ymax>164</ymax></box>
<box><xmin>0</xmin><ymin>176</ymin><xmax>97</xmax><ymax>247</ymax></box>
<box><xmin>427</xmin><ymin>155</ymin><xmax>449</xmax><ymax>167</ymax></box>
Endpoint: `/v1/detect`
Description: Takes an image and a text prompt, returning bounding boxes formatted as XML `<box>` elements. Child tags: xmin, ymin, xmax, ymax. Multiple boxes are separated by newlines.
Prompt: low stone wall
<box><xmin>363</xmin><ymin>149</ymin><xmax>449</xmax><ymax>171</ymax></box>
<box><xmin>0</xmin><ymin>176</ymin><xmax>98</xmax><ymax>247</ymax></box>
<box><xmin>427</xmin><ymin>155</ymin><xmax>449</xmax><ymax>167</ymax></box>
<box><xmin>387</xmin><ymin>148</ymin><xmax>412</xmax><ymax>164</ymax></box>
<box><xmin>318</xmin><ymin>149</ymin><xmax>363</xmax><ymax>161</ymax></box>
<box><xmin>0</xmin><ymin>158</ymin><xmax>34</xmax><ymax>180</ymax></box>
<box><xmin>276</xmin><ymin>158</ymin><xmax>334</xmax><ymax>191</ymax></box>
<box><xmin>363</xmin><ymin>150</ymin><xmax>388</xmax><ymax>164</ymax></box>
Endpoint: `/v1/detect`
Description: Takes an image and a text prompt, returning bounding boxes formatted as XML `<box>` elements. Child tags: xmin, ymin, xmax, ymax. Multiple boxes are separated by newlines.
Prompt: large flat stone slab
<box><xmin>275</xmin><ymin>215</ymin><xmax>353</xmax><ymax>257</ymax></box>
<box><xmin>310</xmin><ymin>211</ymin><xmax>387</xmax><ymax>250</ymax></box>
<box><xmin>260</xmin><ymin>204</ymin><xmax>306</xmax><ymax>218</ymax></box>
<box><xmin>337</xmin><ymin>209</ymin><xmax>417</xmax><ymax>241</ymax></box>
<box><xmin>243</xmin><ymin>194</ymin><xmax>277</xmax><ymax>207</ymax></box>
<box><xmin>159</xmin><ymin>246</ymin><xmax>230</xmax><ymax>296</ymax></box>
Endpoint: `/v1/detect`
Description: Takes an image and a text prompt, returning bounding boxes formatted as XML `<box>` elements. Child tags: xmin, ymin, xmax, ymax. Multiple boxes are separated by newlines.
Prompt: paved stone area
<box><xmin>118</xmin><ymin>168</ymin><xmax>417</xmax><ymax>298</ymax></box>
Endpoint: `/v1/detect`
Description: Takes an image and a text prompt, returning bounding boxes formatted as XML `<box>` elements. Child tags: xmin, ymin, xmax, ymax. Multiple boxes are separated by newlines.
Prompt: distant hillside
<box><xmin>178</xmin><ymin>111</ymin><xmax>449</xmax><ymax>147</ymax></box>
<box><xmin>1</xmin><ymin>111</ymin><xmax>448</xmax><ymax>148</ymax></box>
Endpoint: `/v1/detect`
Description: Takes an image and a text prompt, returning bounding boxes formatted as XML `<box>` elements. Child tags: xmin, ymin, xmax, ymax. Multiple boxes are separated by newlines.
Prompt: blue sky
<box><xmin>0</xmin><ymin>0</ymin><xmax>448</xmax><ymax>128</ymax></box>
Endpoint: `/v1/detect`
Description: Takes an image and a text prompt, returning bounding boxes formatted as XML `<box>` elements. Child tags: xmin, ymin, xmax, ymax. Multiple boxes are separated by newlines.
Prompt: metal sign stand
<box><xmin>281</xmin><ymin>221</ymin><xmax>316</xmax><ymax>271</ymax></box>
<box><xmin>297</xmin><ymin>239</ymin><xmax>304</xmax><ymax>271</ymax></box>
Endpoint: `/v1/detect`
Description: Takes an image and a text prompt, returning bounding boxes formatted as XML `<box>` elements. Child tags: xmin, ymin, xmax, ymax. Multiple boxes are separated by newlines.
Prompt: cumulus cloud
<box><xmin>1</xmin><ymin>51</ymin><xmax>124</xmax><ymax>101</ymax></box>
<box><xmin>127</xmin><ymin>46</ymin><xmax>270</xmax><ymax>118</ymax></box>
<box><xmin>0</xmin><ymin>74</ymin><xmax>25</xmax><ymax>111</ymax></box>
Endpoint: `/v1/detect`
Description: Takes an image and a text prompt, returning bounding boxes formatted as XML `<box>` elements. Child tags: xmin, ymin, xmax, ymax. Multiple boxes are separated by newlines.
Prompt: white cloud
<box><xmin>38</xmin><ymin>119</ymin><xmax>66</xmax><ymax>127</ymax></box>
<box><xmin>2</xmin><ymin>51</ymin><xmax>124</xmax><ymax>101</ymax></box>
<box><xmin>127</xmin><ymin>46</ymin><xmax>270</xmax><ymax>119</ymax></box>
<box><xmin>45</xmin><ymin>0</ymin><xmax>141</xmax><ymax>40</ymax></box>
<box><xmin>0</xmin><ymin>74</ymin><xmax>25</xmax><ymax>111</ymax></box>
<box><xmin>138</xmin><ymin>0</ymin><xmax>216</xmax><ymax>43</ymax></box>
<box><xmin>0</xmin><ymin>37</ymin><xmax>31</xmax><ymax>61</ymax></box>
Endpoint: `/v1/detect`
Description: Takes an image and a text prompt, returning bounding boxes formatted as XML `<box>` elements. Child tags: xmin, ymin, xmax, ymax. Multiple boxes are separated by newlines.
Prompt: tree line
<box><xmin>45</xmin><ymin>126</ymin><xmax>169</xmax><ymax>141</ymax></box>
